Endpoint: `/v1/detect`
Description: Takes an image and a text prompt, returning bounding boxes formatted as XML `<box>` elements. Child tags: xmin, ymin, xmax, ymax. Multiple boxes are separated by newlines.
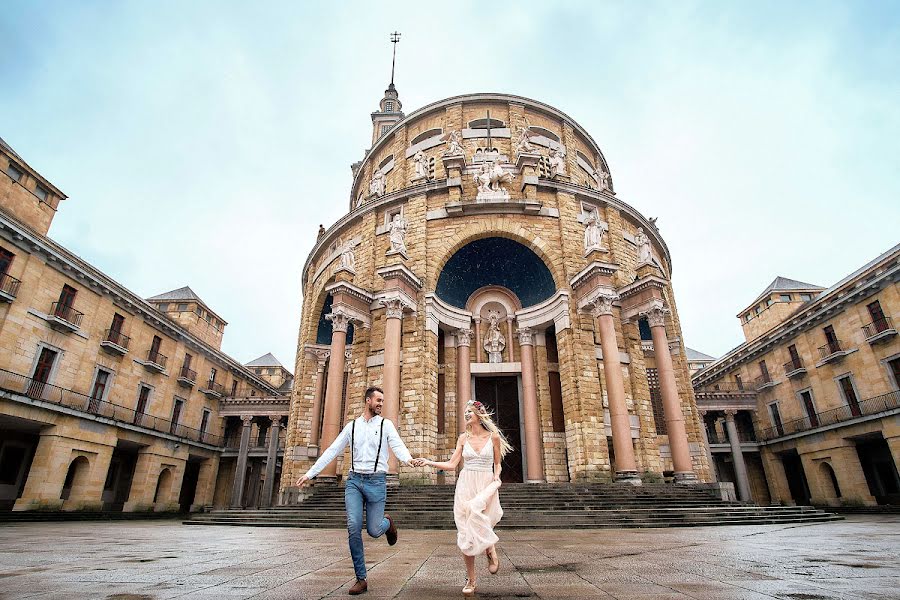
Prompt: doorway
<box><xmin>780</xmin><ymin>449</ymin><xmax>811</xmax><ymax>505</ymax></box>
<box><xmin>855</xmin><ymin>435</ymin><xmax>900</xmax><ymax>505</ymax></box>
<box><xmin>474</xmin><ymin>376</ymin><xmax>522</xmax><ymax>483</ymax></box>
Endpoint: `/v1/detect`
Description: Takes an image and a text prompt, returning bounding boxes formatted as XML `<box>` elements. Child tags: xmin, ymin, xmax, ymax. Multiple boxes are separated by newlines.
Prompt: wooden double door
<box><xmin>473</xmin><ymin>376</ymin><xmax>523</xmax><ymax>483</ymax></box>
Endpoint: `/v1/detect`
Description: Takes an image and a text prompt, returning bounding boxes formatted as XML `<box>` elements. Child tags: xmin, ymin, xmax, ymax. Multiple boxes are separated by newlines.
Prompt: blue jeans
<box><xmin>345</xmin><ymin>472</ymin><xmax>389</xmax><ymax>580</ymax></box>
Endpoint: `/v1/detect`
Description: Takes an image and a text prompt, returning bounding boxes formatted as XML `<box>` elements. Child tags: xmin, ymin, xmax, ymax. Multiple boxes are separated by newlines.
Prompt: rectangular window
<box><xmin>837</xmin><ymin>375</ymin><xmax>861</xmax><ymax>417</ymax></box>
<box><xmin>34</xmin><ymin>185</ymin><xmax>48</xmax><ymax>202</ymax></box>
<box><xmin>170</xmin><ymin>398</ymin><xmax>184</xmax><ymax>434</ymax></box>
<box><xmin>209</xmin><ymin>367</ymin><xmax>217</xmax><ymax>383</ymax></box>
<box><xmin>110</xmin><ymin>313</ymin><xmax>124</xmax><ymax>333</ymax></box>
<box><xmin>765</xmin><ymin>298</ymin><xmax>774</xmax><ymax>307</ymax></box>
<box><xmin>134</xmin><ymin>385</ymin><xmax>151</xmax><ymax>424</ymax></box>
<box><xmin>177</xmin><ymin>303</ymin><xmax>188</xmax><ymax>312</ymax></box>
<box><xmin>788</xmin><ymin>344</ymin><xmax>800</xmax><ymax>364</ymax></box>
<box><xmin>6</xmin><ymin>162</ymin><xmax>24</xmax><ymax>182</ymax></box>
<box><xmin>183</xmin><ymin>353</ymin><xmax>193</xmax><ymax>369</ymax></box>
<box><xmin>384</xmin><ymin>101</ymin><xmax>394</xmax><ymax>111</ymax></box>
<box><xmin>200</xmin><ymin>409</ymin><xmax>211</xmax><ymax>439</ymax></box>
<box><xmin>867</xmin><ymin>300</ymin><xmax>887</xmax><ymax>332</ymax></box>
<box><xmin>549</xmin><ymin>371</ymin><xmax>565</xmax><ymax>432</ymax></box>
<box><xmin>759</xmin><ymin>360</ymin><xmax>770</xmax><ymax>382</ymax></box>
<box><xmin>735</xmin><ymin>374</ymin><xmax>744</xmax><ymax>391</ymax></box>
<box><xmin>28</xmin><ymin>347</ymin><xmax>58</xmax><ymax>399</ymax></box>
<box><xmin>231</xmin><ymin>380</ymin><xmax>238</xmax><ymax>397</ymax></box>
<box><xmin>437</xmin><ymin>373</ymin><xmax>445</xmax><ymax>434</ymax></box>
<box><xmin>88</xmin><ymin>369</ymin><xmax>111</xmax><ymax>412</ymax></box>
<box><xmin>780</xmin><ymin>294</ymin><xmax>792</xmax><ymax>302</ymax></box>
<box><xmin>800</xmin><ymin>293</ymin><xmax>813</xmax><ymax>301</ymax></box>
<box><xmin>769</xmin><ymin>402</ymin><xmax>784</xmax><ymax>437</ymax></box>
<box><xmin>823</xmin><ymin>325</ymin><xmax>839</xmax><ymax>353</ymax></box>
<box><xmin>58</xmin><ymin>284</ymin><xmax>77</xmax><ymax>308</ymax></box>
<box><xmin>798</xmin><ymin>390</ymin><xmax>818</xmax><ymax>428</ymax></box>
<box><xmin>888</xmin><ymin>357</ymin><xmax>900</xmax><ymax>391</ymax></box>
<box><xmin>157</xmin><ymin>303</ymin><xmax>169</xmax><ymax>312</ymax></box>
<box><xmin>0</xmin><ymin>247</ymin><xmax>14</xmax><ymax>275</ymax></box>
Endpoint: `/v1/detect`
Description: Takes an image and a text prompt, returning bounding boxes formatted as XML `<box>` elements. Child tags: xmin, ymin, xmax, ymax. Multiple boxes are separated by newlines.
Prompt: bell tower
<box><xmin>371</xmin><ymin>32</ymin><xmax>405</xmax><ymax>145</ymax></box>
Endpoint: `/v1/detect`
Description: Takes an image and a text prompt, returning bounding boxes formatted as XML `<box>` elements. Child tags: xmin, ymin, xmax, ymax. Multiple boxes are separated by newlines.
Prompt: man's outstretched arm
<box><xmin>385</xmin><ymin>419</ymin><xmax>413</xmax><ymax>465</ymax></box>
<box><xmin>298</xmin><ymin>422</ymin><xmax>352</xmax><ymax>485</ymax></box>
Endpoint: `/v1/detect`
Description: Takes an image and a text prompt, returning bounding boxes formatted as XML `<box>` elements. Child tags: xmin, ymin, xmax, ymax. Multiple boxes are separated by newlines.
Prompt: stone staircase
<box><xmin>185</xmin><ymin>483</ymin><xmax>842</xmax><ymax>529</ymax></box>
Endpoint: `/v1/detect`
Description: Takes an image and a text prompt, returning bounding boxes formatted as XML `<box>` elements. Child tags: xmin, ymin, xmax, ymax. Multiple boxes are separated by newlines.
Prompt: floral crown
<box><xmin>466</xmin><ymin>400</ymin><xmax>487</xmax><ymax>414</ymax></box>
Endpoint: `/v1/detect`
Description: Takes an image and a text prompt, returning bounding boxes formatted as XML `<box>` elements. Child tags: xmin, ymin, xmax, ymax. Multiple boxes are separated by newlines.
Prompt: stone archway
<box><xmin>153</xmin><ymin>468</ymin><xmax>173</xmax><ymax>506</ymax></box>
<box><xmin>60</xmin><ymin>456</ymin><xmax>90</xmax><ymax>503</ymax></box>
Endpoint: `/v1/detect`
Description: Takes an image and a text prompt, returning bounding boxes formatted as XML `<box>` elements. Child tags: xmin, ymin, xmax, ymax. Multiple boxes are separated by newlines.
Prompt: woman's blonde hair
<box><xmin>465</xmin><ymin>400</ymin><xmax>513</xmax><ymax>458</ymax></box>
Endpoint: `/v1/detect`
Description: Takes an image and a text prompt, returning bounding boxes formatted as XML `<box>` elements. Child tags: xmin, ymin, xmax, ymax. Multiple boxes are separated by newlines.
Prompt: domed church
<box><xmin>283</xmin><ymin>80</ymin><xmax>711</xmax><ymax>491</ymax></box>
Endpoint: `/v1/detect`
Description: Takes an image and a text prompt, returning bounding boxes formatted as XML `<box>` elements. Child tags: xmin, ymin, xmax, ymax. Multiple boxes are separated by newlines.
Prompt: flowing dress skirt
<box><xmin>454</xmin><ymin>469</ymin><xmax>503</xmax><ymax>556</ymax></box>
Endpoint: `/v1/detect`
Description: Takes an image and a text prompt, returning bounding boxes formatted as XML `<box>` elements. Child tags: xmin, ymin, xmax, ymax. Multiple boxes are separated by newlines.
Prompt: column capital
<box><xmin>268</xmin><ymin>416</ymin><xmax>282</xmax><ymax>427</ymax></box>
<box><xmin>516</xmin><ymin>327</ymin><xmax>535</xmax><ymax>346</ymax></box>
<box><xmin>455</xmin><ymin>327</ymin><xmax>473</xmax><ymax>346</ymax></box>
<box><xmin>589</xmin><ymin>292</ymin><xmax>620</xmax><ymax>318</ymax></box>
<box><xmin>384</xmin><ymin>298</ymin><xmax>405</xmax><ymax>320</ymax></box>
<box><xmin>325</xmin><ymin>308</ymin><xmax>353</xmax><ymax>332</ymax></box>
<box><xmin>312</xmin><ymin>348</ymin><xmax>330</xmax><ymax>368</ymax></box>
<box><xmin>724</xmin><ymin>409</ymin><xmax>738</xmax><ymax>418</ymax></box>
<box><xmin>639</xmin><ymin>299</ymin><xmax>669</xmax><ymax>328</ymax></box>
<box><xmin>241</xmin><ymin>415</ymin><xmax>254</xmax><ymax>425</ymax></box>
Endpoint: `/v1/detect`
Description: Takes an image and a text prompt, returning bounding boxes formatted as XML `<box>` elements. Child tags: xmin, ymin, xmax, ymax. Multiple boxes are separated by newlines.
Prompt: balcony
<box><xmin>783</xmin><ymin>358</ymin><xmax>807</xmax><ymax>379</ymax></box>
<box><xmin>0</xmin><ymin>272</ymin><xmax>21</xmax><ymax>302</ymax></box>
<box><xmin>99</xmin><ymin>328</ymin><xmax>130</xmax><ymax>356</ymax></box>
<box><xmin>752</xmin><ymin>374</ymin><xmax>778</xmax><ymax>392</ymax></box>
<box><xmin>862</xmin><ymin>317</ymin><xmax>896</xmax><ymax>345</ymax></box>
<box><xmin>46</xmin><ymin>301</ymin><xmax>83</xmax><ymax>332</ymax></box>
<box><xmin>0</xmin><ymin>366</ymin><xmax>223</xmax><ymax>446</ymax></box>
<box><xmin>139</xmin><ymin>349</ymin><xmax>168</xmax><ymax>374</ymax></box>
<box><xmin>177</xmin><ymin>365</ymin><xmax>197</xmax><ymax>388</ymax></box>
<box><xmin>760</xmin><ymin>390</ymin><xmax>899</xmax><ymax>441</ymax></box>
<box><xmin>816</xmin><ymin>340</ymin><xmax>851</xmax><ymax>366</ymax></box>
<box><xmin>200</xmin><ymin>379</ymin><xmax>224</xmax><ymax>399</ymax></box>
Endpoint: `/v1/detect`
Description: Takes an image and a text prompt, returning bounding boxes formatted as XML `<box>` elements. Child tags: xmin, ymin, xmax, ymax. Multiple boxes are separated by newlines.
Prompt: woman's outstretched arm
<box><xmin>423</xmin><ymin>434</ymin><xmax>465</xmax><ymax>470</ymax></box>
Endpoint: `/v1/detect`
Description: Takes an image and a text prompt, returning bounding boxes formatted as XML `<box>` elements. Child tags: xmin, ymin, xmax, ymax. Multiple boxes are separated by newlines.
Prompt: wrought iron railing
<box><xmin>103</xmin><ymin>328</ymin><xmax>131</xmax><ymax>350</ymax></box>
<box><xmin>50</xmin><ymin>301</ymin><xmax>84</xmax><ymax>327</ymax></box>
<box><xmin>179</xmin><ymin>366</ymin><xmax>197</xmax><ymax>382</ymax></box>
<box><xmin>862</xmin><ymin>317</ymin><xmax>894</xmax><ymax>338</ymax></box>
<box><xmin>0</xmin><ymin>272</ymin><xmax>21</xmax><ymax>297</ymax></box>
<box><xmin>783</xmin><ymin>357</ymin><xmax>804</xmax><ymax>373</ymax></box>
<box><xmin>202</xmin><ymin>380</ymin><xmax>225</xmax><ymax>395</ymax></box>
<box><xmin>760</xmin><ymin>390</ymin><xmax>900</xmax><ymax>441</ymax></box>
<box><xmin>146</xmin><ymin>349</ymin><xmax>168</xmax><ymax>368</ymax></box>
<box><xmin>752</xmin><ymin>374</ymin><xmax>773</xmax><ymax>389</ymax></box>
<box><xmin>0</xmin><ymin>367</ymin><xmax>223</xmax><ymax>445</ymax></box>
<box><xmin>818</xmin><ymin>339</ymin><xmax>844</xmax><ymax>360</ymax></box>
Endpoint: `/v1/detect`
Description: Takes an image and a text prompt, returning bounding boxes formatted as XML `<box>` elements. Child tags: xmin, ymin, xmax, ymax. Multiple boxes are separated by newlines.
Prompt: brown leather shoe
<box><xmin>349</xmin><ymin>578</ymin><xmax>368</xmax><ymax>595</ymax></box>
<box><xmin>385</xmin><ymin>514</ymin><xmax>398</xmax><ymax>546</ymax></box>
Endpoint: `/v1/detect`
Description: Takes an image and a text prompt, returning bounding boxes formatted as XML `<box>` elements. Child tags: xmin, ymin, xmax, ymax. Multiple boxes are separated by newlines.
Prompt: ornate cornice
<box><xmin>324</xmin><ymin>280</ymin><xmax>374</xmax><ymax>305</ymax></box>
<box><xmin>376</xmin><ymin>263</ymin><xmax>423</xmax><ymax>291</ymax></box>
<box><xmin>617</xmin><ymin>274</ymin><xmax>669</xmax><ymax>299</ymax></box>
<box><xmin>569</xmin><ymin>261</ymin><xmax>619</xmax><ymax>291</ymax></box>
<box><xmin>588</xmin><ymin>292</ymin><xmax>619</xmax><ymax>318</ymax></box>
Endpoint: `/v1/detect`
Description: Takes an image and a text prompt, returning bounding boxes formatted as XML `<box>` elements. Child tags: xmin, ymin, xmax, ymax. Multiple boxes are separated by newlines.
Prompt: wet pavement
<box><xmin>0</xmin><ymin>516</ymin><xmax>898</xmax><ymax>599</ymax></box>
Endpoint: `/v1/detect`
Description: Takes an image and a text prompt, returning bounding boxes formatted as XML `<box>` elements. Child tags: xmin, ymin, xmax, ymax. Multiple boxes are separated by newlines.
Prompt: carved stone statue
<box><xmin>514</xmin><ymin>126</ymin><xmax>536</xmax><ymax>156</ymax></box>
<box><xmin>369</xmin><ymin>169</ymin><xmax>386</xmax><ymax>197</ymax></box>
<box><xmin>388</xmin><ymin>213</ymin><xmax>408</xmax><ymax>256</ymax></box>
<box><xmin>317</xmin><ymin>224</ymin><xmax>325</xmax><ymax>240</ymax></box>
<box><xmin>413</xmin><ymin>150</ymin><xmax>429</xmax><ymax>181</ymax></box>
<box><xmin>339</xmin><ymin>242</ymin><xmax>355</xmax><ymax>272</ymax></box>
<box><xmin>595</xmin><ymin>168</ymin><xmax>611</xmax><ymax>191</ymax></box>
<box><xmin>548</xmin><ymin>145</ymin><xmax>567</xmax><ymax>178</ymax></box>
<box><xmin>474</xmin><ymin>160</ymin><xmax>513</xmax><ymax>201</ymax></box>
<box><xmin>443</xmin><ymin>130</ymin><xmax>464</xmax><ymax>156</ymax></box>
<box><xmin>635</xmin><ymin>227</ymin><xmax>652</xmax><ymax>265</ymax></box>
<box><xmin>583</xmin><ymin>214</ymin><xmax>607</xmax><ymax>253</ymax></box>
<box><xmin>483</xmin><ymin>310</ymin><xmax>506</xmax><ymax>363</ymax></box>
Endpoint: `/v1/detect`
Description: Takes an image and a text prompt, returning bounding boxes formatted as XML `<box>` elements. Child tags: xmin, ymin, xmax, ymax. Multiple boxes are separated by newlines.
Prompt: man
<box><xmin>297</xmin><ymin>386</ymin><xmax>414</xmax><ymax>595</ymax></box>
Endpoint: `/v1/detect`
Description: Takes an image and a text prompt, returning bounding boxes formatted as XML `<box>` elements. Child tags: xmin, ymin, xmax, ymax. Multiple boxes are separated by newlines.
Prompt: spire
<box><xmin>370</xmin><ymin>32</ymin><xmax>405</xmax><ymax>145</ymax></box>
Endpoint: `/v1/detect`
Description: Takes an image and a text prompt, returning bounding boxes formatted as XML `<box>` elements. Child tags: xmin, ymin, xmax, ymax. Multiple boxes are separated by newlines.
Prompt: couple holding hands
<box><xmin>297</xmin><ymin>386</ymin><xmax>511</xmax><ymax>596</ymax></box>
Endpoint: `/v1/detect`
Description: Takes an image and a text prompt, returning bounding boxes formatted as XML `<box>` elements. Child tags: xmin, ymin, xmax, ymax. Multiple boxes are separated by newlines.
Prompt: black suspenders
<box><xmin>350</xmin><ymin>417</ymin><xmax>386</xmax><ymax>474</ymax></box>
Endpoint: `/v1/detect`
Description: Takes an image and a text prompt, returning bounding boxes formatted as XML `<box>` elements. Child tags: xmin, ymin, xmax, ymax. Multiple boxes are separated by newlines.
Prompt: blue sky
<box><xmin>2</xmin><ymin>1</ymin><xmax>898</xmax><ymax>368</ymax></box>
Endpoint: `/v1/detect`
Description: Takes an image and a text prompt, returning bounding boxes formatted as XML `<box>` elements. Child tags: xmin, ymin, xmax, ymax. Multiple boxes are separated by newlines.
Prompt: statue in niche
<box><xmin>443</xmin><ymin>130</ymin><xmax>464</xmax><ymax>156</ymax></box>
<box><xmin>413</xmin><ymin>150</ymin><xmax>429</xmax><ymax>180</ymax></box>
<box><xmin>514</xmin><ymin>125</ymin><xmax>536</xmax><ymax>156</ymax></box>
<box><xmin>635</xmin><ymin>227</ymin><xmax>652</xmax><ymax>264</ymax></box>
<box><xmin>595</xmin><ymin>168</ymin><xmax>611</xmax><ymax>191</ymax></box>
<box><xmin>339</xmin><ymin>242</ymin><xmax>355</xmax><ymax>272</ymax></box>
<box><xmin>483</xmin><ymin>310</ymin><xmax>506</xmax><ymax>363</ymax></box>
<box><xmin>474</xmin><ymin>160</ymin><xmax>513</xmax><ymax>201</ymax></box>
<box><xmin>548</xmin><ymin>144</ymin><xmax>567</xmax><ymax>177</ymax></box>
<box><xmin>583</xmin><ymin>213</ymin><xmax>607</xmax><ymax>253</ymax></box>
<box><xmin>369</xmin><ymin>169</ymin><xmax>386</xmax><ymax>197</ymax></box>
<box><xmin>388</xmin><ymin>212</ymin><xmax>408</xmax><ymax>256</ymax></box>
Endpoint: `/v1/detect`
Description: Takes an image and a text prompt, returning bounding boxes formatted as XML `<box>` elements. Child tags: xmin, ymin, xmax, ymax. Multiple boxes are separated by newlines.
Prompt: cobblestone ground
<box><xmin>0</xmin><ymin>516</ymin><xmax>898</xmax><ymax>599</ymax></box>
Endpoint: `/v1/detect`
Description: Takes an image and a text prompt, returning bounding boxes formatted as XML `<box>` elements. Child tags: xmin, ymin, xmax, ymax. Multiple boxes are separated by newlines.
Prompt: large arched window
<box><xmin>436</xmin><ymin>237</ymin><xmax>555</xmax><ymax>309</ymax></box>
<box><xmin>316</xmin><ymin>294</ymin><xmax>355</xmax><ymax>345</ymax></box>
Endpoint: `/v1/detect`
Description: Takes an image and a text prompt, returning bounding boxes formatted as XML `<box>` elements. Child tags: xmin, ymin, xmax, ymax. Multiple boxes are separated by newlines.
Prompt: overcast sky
<box><xmin>2</xmin><ymin>1</ymin><xmax>898</xmax><ymax>369</ymax></box>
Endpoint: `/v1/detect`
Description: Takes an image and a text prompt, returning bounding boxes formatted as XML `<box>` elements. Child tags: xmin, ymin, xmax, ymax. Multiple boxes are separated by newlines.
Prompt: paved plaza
<box><xmin>0</xmin><ymin>517</ymin><xmax>898</xmax><ymax>599</ymax></box>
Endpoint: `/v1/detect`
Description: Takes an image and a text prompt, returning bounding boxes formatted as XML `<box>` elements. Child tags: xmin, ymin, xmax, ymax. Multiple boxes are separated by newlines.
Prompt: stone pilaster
<box><xmin>517</xmin><ymin>327</ymin><xmax>545</xmax><ymax>482</ymax></box>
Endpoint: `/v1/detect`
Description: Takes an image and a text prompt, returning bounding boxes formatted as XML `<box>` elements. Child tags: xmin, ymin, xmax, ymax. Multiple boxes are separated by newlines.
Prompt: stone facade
<box><xmin>694</xmin><ymin>245</ymin><xmax>900</xmax><ymax>506</ymax></box>
<box><xmin>0</xmin><ymin>139</ymin><xmax>287</xmax><ymax>512</ymax></box>
<box><xmin>284</xmin><ymin>93</ymin><xmax>711</xmax><ymax>492</ymax></box>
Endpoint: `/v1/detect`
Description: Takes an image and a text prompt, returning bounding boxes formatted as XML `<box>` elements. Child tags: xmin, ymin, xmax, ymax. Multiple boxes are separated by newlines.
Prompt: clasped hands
<box><xmin>410</xmin><ymin>457</ymin><xmax>430</xmax><ymax>467</ymax></box>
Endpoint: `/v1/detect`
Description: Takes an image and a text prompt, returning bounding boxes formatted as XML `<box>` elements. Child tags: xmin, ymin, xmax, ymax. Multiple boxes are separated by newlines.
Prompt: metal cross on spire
<box><xmin>389</xmin><ymin>31</ymin><xmax>401</xmax><ymax>85</ymax></box>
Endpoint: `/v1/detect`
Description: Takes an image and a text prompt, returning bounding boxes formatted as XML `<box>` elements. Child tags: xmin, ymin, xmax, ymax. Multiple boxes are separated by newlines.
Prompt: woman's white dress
<box><xmin>453</xmin><ymin>436</ymin><xmax>503</xmax><ymax>556</ymax></box>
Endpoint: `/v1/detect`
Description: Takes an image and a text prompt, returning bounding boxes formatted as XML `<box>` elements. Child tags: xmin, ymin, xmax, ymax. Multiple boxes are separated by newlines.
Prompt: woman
<box><xmin>417</xmin><ymin>399</ymin><xmax>512</xmax><ymax>596</ymax></box>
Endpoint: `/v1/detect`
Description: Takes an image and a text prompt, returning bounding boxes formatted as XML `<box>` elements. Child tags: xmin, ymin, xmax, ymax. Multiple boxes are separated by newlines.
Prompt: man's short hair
<box><xmin>364</xmin><ymin>386</ymin><xmax>383</xmax><ymax>400</ymax></box>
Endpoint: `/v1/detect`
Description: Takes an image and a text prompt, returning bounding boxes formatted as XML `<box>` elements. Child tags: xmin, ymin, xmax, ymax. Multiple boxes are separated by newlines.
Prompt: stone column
<box><xmin>191</xmin><ymin>455</ymin><xmax>220</xmax><ymax>511</ymax></box>
<box><xmin>318</xmin><ymin>310</ymin><xmax>351</xmax><ymax>479</ymax></box>
<box><xmin>698</xmin><ymin>410</ymin><xmax>717</xmax><ymax>483</ymax></box>
<box><xmin>505</xmin><ymin>317</ymin><xmax>515</xmax><ymax>362</ymax></box>
<box><xmin>591</xmin><ymin>294</ymin><xmax>640</xmax><ymax>484</ymax></box>
<box><xmin>473</xmin><ymin>318</ymin><xmax>482</xmax><ymax>363</ymax></box>
<box><xmin>644</xmin><ymin>301</ymin><xmax>696</xmax><ymax>482</ymax></box>
<box><xmin>455</xmin><ymin>328</ymin><xmax>473</xmax><ymax>437</ymax></box>
<box><xmin>230</xmin><ymin>415</ymin><xmax>253</xmax><ymax>507</ymax></box>
<box><xmin>261</xmin><ymin>418</ymin><xmax>281</xmax><ymax>507</ymax></box>
<box><xmin>724</xmin><ymin>411</ymin><xmax>751</xmax><ymax>501</ymax></box>
<box><xmin>517</xmin><ymin>328</ymin><xmax>545</xmax><ymax>482</ymax></box>
<box><xmin>383</xmin><ymin>299</ymin><xmax>404</xmax><ymax>475</ymax></box>
<box><xmin>308</xmin><ymin>351</ymin><xmax>329</xmax><ymax>448</ymax></box>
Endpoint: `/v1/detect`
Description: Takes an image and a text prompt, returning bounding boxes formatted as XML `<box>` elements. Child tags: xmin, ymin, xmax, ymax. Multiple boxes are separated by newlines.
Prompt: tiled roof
<box><xmin>147</xmin><ymin>286</ymin><xmax>204</xmax><ymax>302</ymax></box>
<box><xmin>685</xmin><ymin>347</ymin><xmax>715</xmax><ymax>362</ymax></box>
<box><xmin>245</xmin><ymin>352</ymin><xmax>283</xmax><ymax>368</ymax></box>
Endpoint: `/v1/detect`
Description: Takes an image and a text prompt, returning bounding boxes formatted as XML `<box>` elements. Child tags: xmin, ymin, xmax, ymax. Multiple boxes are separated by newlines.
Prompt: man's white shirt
<box><xmin>305</xmin><ymin>415</ymin><xmax>412</xmax><ymax>479</ymax></box>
